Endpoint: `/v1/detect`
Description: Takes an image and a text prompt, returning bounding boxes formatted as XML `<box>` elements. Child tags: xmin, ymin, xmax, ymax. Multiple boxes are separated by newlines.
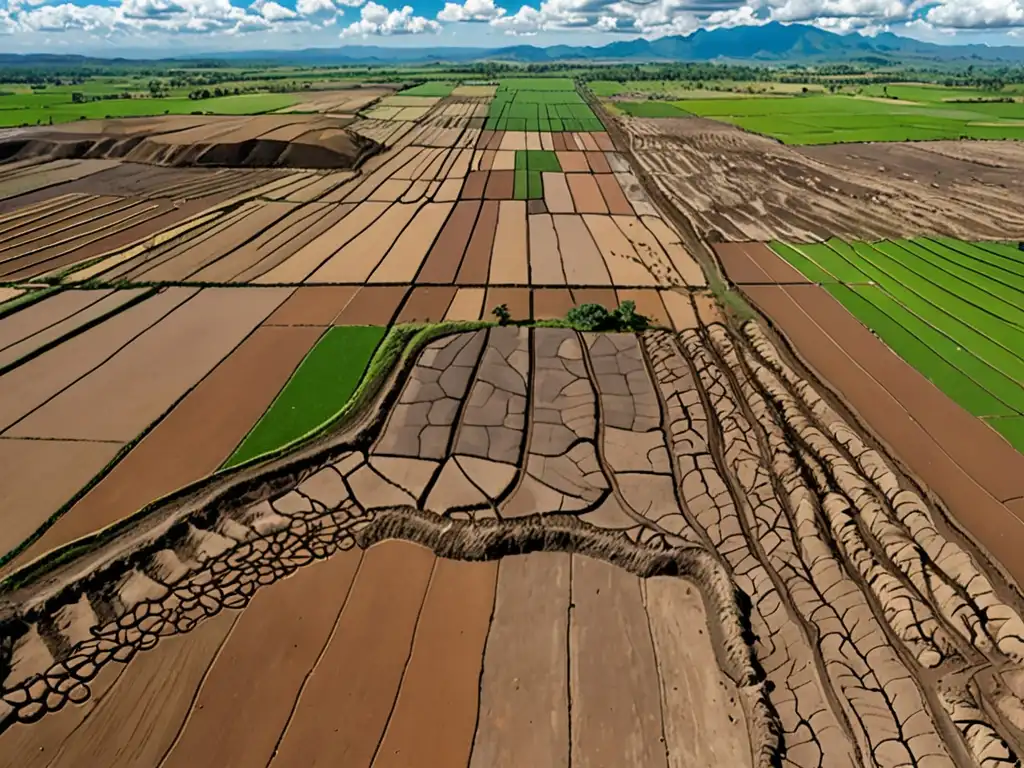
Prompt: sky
<box><xmin>2</xmin><ymin>0</ymin><xmax>1024</xmax><ymax>55</ymax></box>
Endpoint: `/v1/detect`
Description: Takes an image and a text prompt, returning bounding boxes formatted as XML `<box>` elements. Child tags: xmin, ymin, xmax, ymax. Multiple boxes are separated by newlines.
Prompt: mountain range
<box><xmin>3</xmin><ymin>23</ymin><xmax>1024</xmax><ymax>66</ymax></box>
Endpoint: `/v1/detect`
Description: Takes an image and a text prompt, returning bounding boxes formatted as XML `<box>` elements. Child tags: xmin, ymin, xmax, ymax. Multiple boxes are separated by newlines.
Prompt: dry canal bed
<box><xmin>2</xmin><ymin>311</ymin><xmax>1024</xmax><ymax>768</ymax></box>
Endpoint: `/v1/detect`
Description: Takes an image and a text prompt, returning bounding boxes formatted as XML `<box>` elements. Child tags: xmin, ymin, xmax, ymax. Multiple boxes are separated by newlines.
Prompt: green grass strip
<box><xmin>972</xmin><ymin>240</ymin><xmax>1024</xmax><ymax>267</ymax></box>
<box><xmin>514</xmin><ymin>150</ymin><xmax>528</xmax><ymax>171</ymax></box>
<box><xmin>527</xmin><ymin>170</ymin><xmax>543</xmax><ymax>200</ymax></box>
<box><xmin>987</xmin><ymin>416</ymin><xmax>1024</xmax><ymax>452</ymax></box>
<box><xmin>790</xmin><ymin>241</ymin><xmax>873</xmax><ymax>283</ymax></box>
<box><xmin>835</xmin><ymin>240</ymin><xmax>1024</xmax><ymax>386</ymax></box>
<box><xmin>880</xmin><ymin>240</ymin><xmax>1024</xmax><ymax>327</ymax></box>
<box><xmin>768</xmin><ymin>242</ymin><xmax>836</xmax><ymax>283</ymax></box>
<box><xmin>927</xmin><ymin>237</ymin><xmax>1024</xmax><ymax>281</ymax></box>
<box><xmin>829</xmin><ymin>285</ymin><xmax>1019</xmax><ymax>417</ymax></box>
<box><xmin>225</xmin><ymin>325</ymin><xmax>386</xmax><ymax>467</ymax></box>
<box><xmin>514</xmin><ymin>169</ymin><xmax>529</xmax><ymax>200</ymax></box>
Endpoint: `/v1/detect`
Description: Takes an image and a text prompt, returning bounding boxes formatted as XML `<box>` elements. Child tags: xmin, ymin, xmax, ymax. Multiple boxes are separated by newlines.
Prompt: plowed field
<box><xmin>3</xmin><ymin>315</ymin><xmax>1024</xmax><ymax>768</ymax></box>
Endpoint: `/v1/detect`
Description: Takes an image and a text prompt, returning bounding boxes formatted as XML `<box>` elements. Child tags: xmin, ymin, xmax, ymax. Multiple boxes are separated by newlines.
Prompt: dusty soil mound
<box><xmin>620</xmin><ymin>115</ymin><xmax>1024</xmax><ymax>241</ymax></box>
<box><xmin>0</xmin><ymin>115</ymin><xmax>383</xmax><ymax>171</ymax></box>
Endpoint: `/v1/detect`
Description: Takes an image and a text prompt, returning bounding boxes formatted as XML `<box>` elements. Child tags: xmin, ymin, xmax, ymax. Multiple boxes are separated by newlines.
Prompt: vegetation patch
<box><xmin>487</xmin><ymin>80</ymin><xmax>604</xmax><ymax>132</ymax></box>
<box><xmin>513</xmin><ymin>149</ymin><xmax>558</xmax><ymax>199</ymax></box>
<box><xmin>612</xmin><ymin>100</ymin><xmax>691</xmax><ymax>117</ymax></box>
<box><xmin>400</xmin><ymin>81</ymin><xmax>456</xmax><ymax>97</ymax></box>
<box><xmin>225</xmin><ymin>325</ymin><xmax>387</xmax><ymax>467</ymax></box>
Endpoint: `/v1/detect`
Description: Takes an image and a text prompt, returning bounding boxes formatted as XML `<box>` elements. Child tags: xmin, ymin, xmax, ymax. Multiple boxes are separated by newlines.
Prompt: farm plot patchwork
<box><xmin>5</xmin><ymin>317</ymin><xmax>1024</xmax><ymax>768</ymax></box>
<box><xmin>487</xmin><ymin>80</ymin><xmax>604</xmax><ymax>133</ymax></box>
<box><xmin>746</xmin><ymin>237</ymin><xmax>1024</xmax><ymax>453</ymax></box>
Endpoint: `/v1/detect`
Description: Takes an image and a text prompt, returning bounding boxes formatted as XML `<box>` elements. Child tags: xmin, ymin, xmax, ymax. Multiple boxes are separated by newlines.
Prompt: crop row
<box><xmin>770</xmin><ymin>238</ymin><xmax>1024</xmax><ymax>451</ymax></box>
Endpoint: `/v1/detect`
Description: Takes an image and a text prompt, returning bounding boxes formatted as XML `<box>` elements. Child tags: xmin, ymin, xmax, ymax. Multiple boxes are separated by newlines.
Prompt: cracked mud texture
<box><xmin>2</xmin><ymin>321</ymin><xmax>1024</xmax><ymax>768</ymax></box>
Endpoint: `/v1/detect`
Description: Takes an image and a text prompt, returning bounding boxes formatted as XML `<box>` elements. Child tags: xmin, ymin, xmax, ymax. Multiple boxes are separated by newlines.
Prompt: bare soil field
<box><xmin>0</xmin><ymin>115</ymin><xmax>380</xmax><ymax>171</ymax></box>
<box><xmin>3</xmin><ymin>311</ymin><xmax>1024</xmax><ymax>768</ymax></box>
<box><xmin>619</xmin><ymin>115</ymin><xmax>1024</xmax><ymax>241</ymax></box>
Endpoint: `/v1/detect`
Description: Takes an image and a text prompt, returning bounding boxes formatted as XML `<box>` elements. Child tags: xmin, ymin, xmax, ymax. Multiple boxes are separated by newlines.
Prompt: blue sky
<box><xmin>2</xmin><ymin>0</ymin><xmax>1023</xmax><ymax>55</ymax></box>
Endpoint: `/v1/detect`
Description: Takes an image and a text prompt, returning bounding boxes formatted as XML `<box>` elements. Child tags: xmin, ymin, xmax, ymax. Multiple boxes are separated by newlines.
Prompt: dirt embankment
<box><xmin>0</xmin><ymin>115</ymin><xmax>383</xmax><ymax>171</ymax></box>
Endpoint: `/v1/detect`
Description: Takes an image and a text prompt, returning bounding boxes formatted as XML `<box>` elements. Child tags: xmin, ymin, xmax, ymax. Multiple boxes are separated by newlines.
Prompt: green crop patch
<box><xmin>225</xmin><ymin>325</ymin><xmax>387</xmax><ymax>467</ymax></box>
<box><xmin>487</xmin><ymin>82</ymin><xmax>603</xmax><ymax>132</ymax></box>
<box><xmin>401</xmin><ymin>82</ymin><xmax>455</xmax><ymax>97</ymax></box>
<box><xmin>613</xmin><ymin>101</ymin><xmax>690</xmax><ymax>118</ymax></box>
<box><xmin>772</xmin><ymin>237</ymin><xmax>1024</xmax><ymax>454</ymax></box>
<box><xmin>604</xmin><ymin>92</ymin><xmax>1024</xmax><ymax>145</ymax></box>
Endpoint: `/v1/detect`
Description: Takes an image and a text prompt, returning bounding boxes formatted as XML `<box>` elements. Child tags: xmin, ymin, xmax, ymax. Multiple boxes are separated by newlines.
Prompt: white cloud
<box><xmin>437</xmin><ymin>0</ymin><xmax>505</xmax><ymax>22</ymax></box>
<box><xmin>340</xmin><ymin>1</ymin><xmax>440</xmax><ymax>35</ymax></box>
<box><xmin>925</xmin><ymin>0</ymin><xmax>1024</xmax><ymax>29</ymax></box>
<box><xmin>252</xmin><ymin>0</ymin><xmax>298</xmax><ymax>20</ymax></box>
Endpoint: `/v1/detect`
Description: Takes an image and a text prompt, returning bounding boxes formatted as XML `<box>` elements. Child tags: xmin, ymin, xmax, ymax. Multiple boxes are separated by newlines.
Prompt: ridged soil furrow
<box><xmin>743</xmin><ymin>322</ymin><xmax>1024</xmax><ymax>668</ymax></box>
<box><xmin>686</xmin><ymin>325</ymin><xmax>959</xmax><ymax>768</ymax></box>
<box><xmin>675</xmin><ymin>328</ymin><xmax>859</xmax><ymax>768</ymax></box>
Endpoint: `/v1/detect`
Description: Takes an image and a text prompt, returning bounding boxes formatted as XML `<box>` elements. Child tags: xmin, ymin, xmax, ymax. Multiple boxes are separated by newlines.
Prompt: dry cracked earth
<box><xmin>3</xmin><ymin>322</ymin><xmax>1024</xmax><ymax>768</ymax></box>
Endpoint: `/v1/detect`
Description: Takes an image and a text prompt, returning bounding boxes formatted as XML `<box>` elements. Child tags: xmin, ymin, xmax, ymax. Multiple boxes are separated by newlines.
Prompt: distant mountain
<box><xmin>4</xmin><ymin>23</ymin><xmax>1024</xmax><ymax>66</ymax></box>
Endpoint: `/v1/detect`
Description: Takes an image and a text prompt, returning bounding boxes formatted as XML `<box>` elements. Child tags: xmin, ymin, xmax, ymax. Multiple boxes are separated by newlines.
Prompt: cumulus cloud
<box><xmin>925</xmin><ymin>0</ymin><xmax>1024</xmax><ymax>28</ymax></box>
<box><xmin>340</xmin><ymin>1</ymin><xmax>440</xmax><ymax>35</ymax></box>
<box><xmin>437</xmin><ymin>0</ymin><xmax>505</xmax><ymax>22</ymax></box>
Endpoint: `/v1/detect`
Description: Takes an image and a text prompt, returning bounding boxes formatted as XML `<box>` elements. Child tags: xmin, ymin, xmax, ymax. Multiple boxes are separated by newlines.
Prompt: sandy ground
<box><xmin>369</xmin><ymin>202</ymin><xmax>453</xmax><ymax>284</ymax></box>
<box><xmin>620</xmin><ymin>115</ymin><xmax>1024</xmax><ymax>241</ymax></box>
<box><xmin>7</xmin><ymin>317</ymin><xmax>1022</xmax><ymax>766</ymax></box>
<box><xmin>553</xmin><ymin>213</ymin><xmax>612</xmax><ymax>286</ymax></box>
<box><xmin>489</xmin><ymin>200</ymin><xmax>529</xmax><ymax>285</ymax></box>
<box><xmin>457</xmin><ymin>200</ymin><xmax>499</xmax><ymax>284</ymax></box>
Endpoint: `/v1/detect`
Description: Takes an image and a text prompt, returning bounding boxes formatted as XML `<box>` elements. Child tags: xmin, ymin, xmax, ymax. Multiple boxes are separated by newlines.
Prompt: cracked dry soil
<box><xmin>2</xmin><ymin>323</ymin><xmax>1024</xmax><ymax>768</ymax></box>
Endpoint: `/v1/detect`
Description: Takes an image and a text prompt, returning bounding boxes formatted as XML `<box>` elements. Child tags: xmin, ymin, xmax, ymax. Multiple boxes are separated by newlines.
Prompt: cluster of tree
<box><xmin>69</xmin><ymin>91</ymin><xmax>136</xmax><ymax>103</ymax></box>
<box><xmin>187</xmin><ymin>86</ymin><xmax>243</xmax><ymax>100</ymax></box>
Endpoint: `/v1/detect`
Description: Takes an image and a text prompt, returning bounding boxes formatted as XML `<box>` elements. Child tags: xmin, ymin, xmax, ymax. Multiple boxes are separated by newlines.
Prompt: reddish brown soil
<box><xmin>477</xmin><ymin>130</ymin><xmax>494</xmax><ymax>149</ymax></box>
<box><xmin>457</xmin><ymin>200</ymin><xmax>498</xmax><ymax>285</ymax></box>
<box><xmin>373</xmin><ymin>557</ymin><xmax>497</xmax><ymax>768</ymax></box>
<box><xmin>462</xmin><ymin>171</ymin><xmax>487</xmax><ymax>199</ymax></box>
<box><xmin>593</xmin><ymin>133</ymin><xmax>615</xmax><ymax>152</ymax></box>
<box><xmin>556</xmin><ymin>152</ymin><xmax>589</xmax><ymax>174</ymax></box>
<box><xmin>485</xmin><ymin>287</ymin><xmax>530</xmax><ymax>321</ymax></box>
<box><xmin>527</xmin><ymin>199</ymin><xmax>547</xmax><ymax>215</ymax></box>
<box><xmin>571</xmin><ymin>287</ymin><xmax>618</xmax><ymax>309</ymax></box>
<box><xmin>484</xmin><ymin>170</ymin><xmax>514</xmax><ymax>200</ymax></box>
<box><xmin>715</xmin><ymin>243</ymin><xmax>808</xmax><ymax>285</ymax></box>
<box><xmin>0</xmin><ymin>289</ymin><xmax>113</xmax><ymax>352</ymax></box>
<box><xmin>264</xmin><ymin>286</ymin><xmax>358</xmax><ymax>325</ymax></box>
<box><xmin>594</xmin><ymin>175</ymin><xmax>633</xmax><ymax>216</ymax></box>
<box><xmin>616</xmin><ymin>288</ymin><xmax>671</xmax><ymax>327</ymax></box>
<box><xmin>743</xmin><ymin>283</ymin><xmax>1024</xmax><ymax>575</ymax></box>
<box><xmin>533</xmin><ymin>288</ymin><xmax>574</xmax><ymax>320</ymax></box>
<box><xmin>480</xmin><ymin>150</ymin><xmax>496</xmax><ymax>171</ymax></box>
<box><xmin>160</xmin><ymin>550</ymin><xmax>362</xmax><ymax>768</ymax></box>
<box><xmin>7</xmin><ymin>287</ymin><xmax>291</xmax><ymax>442</ymax></box>
<box><xmin>417</xmin><ymin>200</ymin><xmax>479</xmax><ymax>283</ymax></box>
<box><xmin>334</xmin><ymin>286</ymin><xmax>409</xmax><ymax>325</ymax></box>
<box><xmin>714</xmin><ymin>243</ymin><xmax>773</xmax><ymax>284</ymax></box>
<box><xmin>395</xmin><ymin>286</ymin><xmax>458</xmax><ymax>323</ymax></box>
<box><xmin>0</xmin><ymin>198</ymin><xmax>210</xmax><ymax>282</ymax></box>
<box><xmin>585</xmin><ymin>152</ymin><xmax>611</xmax><ymax>174</ymax></box>
<box><xmin>0</xmin><ymin>287</ymin><xmax>197</xmax><ymax>433</ymax></box>
<box><xmin>566</xmin><ymin>175</ymin><xmax>607</xmax><ymax>215</ymax></box>
<box><xmin>269</xmin><ymin>541</ymin><xmax>434</xmax><ymax>767</ymax></box>
<box><xmin>0</xmin><ymin>438</ymin><xmax>120</xmax><ymax>560</ymax></box>
<box><xmin>486</xmin><ymin>132</ymin><xmax>504</xmax><ymax>151</ymax></box>
<box><xmin>551</xmin><ymin>134</ymin><xmax>568</xmax><ymax>152</ymax></box>
<box><xmin>3</xmin><ymin>324</ymin><xmax>322</xmax><ymax>572</ymax></box>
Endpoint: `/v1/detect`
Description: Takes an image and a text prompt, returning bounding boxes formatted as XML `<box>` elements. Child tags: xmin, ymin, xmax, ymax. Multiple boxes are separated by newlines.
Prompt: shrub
<box><xmin>492</xmin><ymin>304</ymin><xmax>512</xmax><ymax>325</ymax></box>
<box><xmin>566</xmin><ymin>303</ymin><xmax>612</xmax><ymax>331</ymax></box>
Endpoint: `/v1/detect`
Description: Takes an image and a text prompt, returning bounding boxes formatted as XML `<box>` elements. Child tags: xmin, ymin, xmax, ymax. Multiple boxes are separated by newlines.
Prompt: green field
<box><xmin>225</xmin><ymin>325</ymin><xmax>386</xmax><ymax>467</ymax></box>
<box><xmin>0</xmin><ymin>91</ymin><xmax>300</xmax><ymax>128</ymax></box>
<box><xmin>487</xmin><ymin>79</ymin><xmax>603</xmax><ymax>132</ymax></box>
<box><xmin>513</xmin><ymin>150</ymin><xmax>559</xmax><ymax>199</ymax></box>
<box><xmin>770</xmin><ymin>238</ymin><xmax>1024</xmax><ymax>451</ymax></box>
<box><xmin>612</xmin><ymin>101</ymin><xmax>690</xmax><ymax>117</ymax></box>
<box><xmin>400</xmin><ymin>81</ymin><xmax>456</xmax><ymax>97</ymax></box>
<box><xmin>597</xmin><ymin>80</ymin><xmax>1024</xmax><ymax>143</ymax></box>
